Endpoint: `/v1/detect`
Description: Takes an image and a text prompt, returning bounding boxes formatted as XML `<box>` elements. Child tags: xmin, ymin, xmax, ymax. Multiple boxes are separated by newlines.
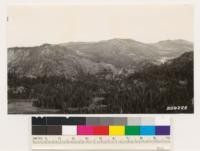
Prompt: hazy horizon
<box><xmin>7</xmin><ymin>4</ymin><xmax>193</xmax><ymax>47</ymax></box>
<box><xmin>8</xmin><ymin>37</ymin><xmax>193</xmax><ymax>48</ymax></box>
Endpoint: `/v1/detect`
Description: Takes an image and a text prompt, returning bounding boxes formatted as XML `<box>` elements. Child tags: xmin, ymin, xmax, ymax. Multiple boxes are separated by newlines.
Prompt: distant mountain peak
<box><xmin>157</xmin><ymin>39</ymin><xmax>193</xmax><ymax>45</ymax></box>
<box><xmin>41</xmin><ymin>43</ymin><xmax>52</xmax><ymax>47</ymax></box>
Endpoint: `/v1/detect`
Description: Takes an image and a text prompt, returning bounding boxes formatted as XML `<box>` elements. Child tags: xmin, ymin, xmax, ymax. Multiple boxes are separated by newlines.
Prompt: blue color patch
<box><xmin>140</xmin><ymin>126</ymin><xmax>155</xmax><ymax>135</ymax></box>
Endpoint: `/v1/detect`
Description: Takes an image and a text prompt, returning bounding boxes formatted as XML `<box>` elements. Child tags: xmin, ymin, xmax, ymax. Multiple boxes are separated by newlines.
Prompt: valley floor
<box><xmin>8</xmin><ymin>99</ymin><xmax>61</xmax><ymax>114</ymax></box>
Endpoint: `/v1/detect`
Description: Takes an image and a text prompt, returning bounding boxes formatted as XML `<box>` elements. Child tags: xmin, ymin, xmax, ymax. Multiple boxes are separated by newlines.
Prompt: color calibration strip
<box><xmin>32</xmin><ymin>117</ymin><xmax>171</xmax><ymax>151</ymax></box>
<box><xmin>32</xmin><ymin>117</ymin><xmax>170</xmax><ymax>136</ymax></box>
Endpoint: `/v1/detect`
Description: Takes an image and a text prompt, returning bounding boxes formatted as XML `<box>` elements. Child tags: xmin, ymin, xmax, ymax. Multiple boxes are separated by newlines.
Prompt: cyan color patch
<box><xmin>140</xmin><ymin>126</ymin><xmax>155</xmax><ymax>135</ymax></box>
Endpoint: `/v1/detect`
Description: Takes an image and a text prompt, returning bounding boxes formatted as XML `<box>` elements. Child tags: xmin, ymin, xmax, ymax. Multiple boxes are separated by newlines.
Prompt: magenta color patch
<box><xmin>77</xmin><ymin>125</ymin><xmax>93</xmax><ymax>135</ymax></box>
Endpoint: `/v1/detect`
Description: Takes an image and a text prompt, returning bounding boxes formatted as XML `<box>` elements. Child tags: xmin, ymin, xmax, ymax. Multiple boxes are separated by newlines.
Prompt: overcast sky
<box><xmin>7</xmin><ymin>4</ymin><xmax>193</xmax><ymax>47</ymax></box>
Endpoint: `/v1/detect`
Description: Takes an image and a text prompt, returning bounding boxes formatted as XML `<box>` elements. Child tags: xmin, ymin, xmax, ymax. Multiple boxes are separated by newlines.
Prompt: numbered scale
<box><xmin>32</xmin><ymin>135</ymin><xmax>171</xmax><ymax>150</ymax></box>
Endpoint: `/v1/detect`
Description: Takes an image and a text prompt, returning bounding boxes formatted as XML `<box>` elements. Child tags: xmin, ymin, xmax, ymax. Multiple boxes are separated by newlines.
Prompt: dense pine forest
<box><xmin>8</xmin><ymin>51</ymin><xmax>193</xmax><ymax>114</ymax></box>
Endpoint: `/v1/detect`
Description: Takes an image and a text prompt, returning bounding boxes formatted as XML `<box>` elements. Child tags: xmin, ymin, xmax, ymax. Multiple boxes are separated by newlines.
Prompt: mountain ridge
<box><xmin>8</xmin><ymin>38</ymin><xmax>193</xmax><ymax>49</ymax></box>
<box><xmin>8</xmin><ymin>38</ymin><xmax>193</xmax><ymax>78</ymax></box>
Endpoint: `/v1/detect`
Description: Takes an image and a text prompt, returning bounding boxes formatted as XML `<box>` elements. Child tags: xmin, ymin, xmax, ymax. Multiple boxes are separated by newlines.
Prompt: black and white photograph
<box><xmin>7</xmin><ymin>4</ymin><xmax>193</xmax><ymax>114</ymax></box>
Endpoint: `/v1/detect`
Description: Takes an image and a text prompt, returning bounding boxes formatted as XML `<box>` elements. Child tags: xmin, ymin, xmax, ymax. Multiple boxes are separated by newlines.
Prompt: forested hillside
<box><xmin>8</xmin><ymin>39</ymin><xmax>193</xmax><ymax>113</ymax></box>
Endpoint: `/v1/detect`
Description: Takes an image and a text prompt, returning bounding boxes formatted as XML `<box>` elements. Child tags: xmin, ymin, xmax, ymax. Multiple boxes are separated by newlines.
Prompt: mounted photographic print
<box><xmin>7</xmin><ymin>4</ymin><xmax>194</xmax><ymax>114</ymax></box>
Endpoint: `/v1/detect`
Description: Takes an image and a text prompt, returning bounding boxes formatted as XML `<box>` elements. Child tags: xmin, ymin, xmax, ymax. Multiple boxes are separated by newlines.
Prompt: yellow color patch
<box><xmin>109</xmin><ymin>126</ymin><xmax>125</xmax><ymax>136</ymax></box>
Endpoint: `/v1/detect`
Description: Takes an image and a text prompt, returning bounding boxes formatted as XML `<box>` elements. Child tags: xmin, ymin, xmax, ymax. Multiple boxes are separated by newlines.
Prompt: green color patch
<box><xmin>125</xmin><ymin>126</ymin><xmax>140</xmax><ymax>135</ymax></box>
